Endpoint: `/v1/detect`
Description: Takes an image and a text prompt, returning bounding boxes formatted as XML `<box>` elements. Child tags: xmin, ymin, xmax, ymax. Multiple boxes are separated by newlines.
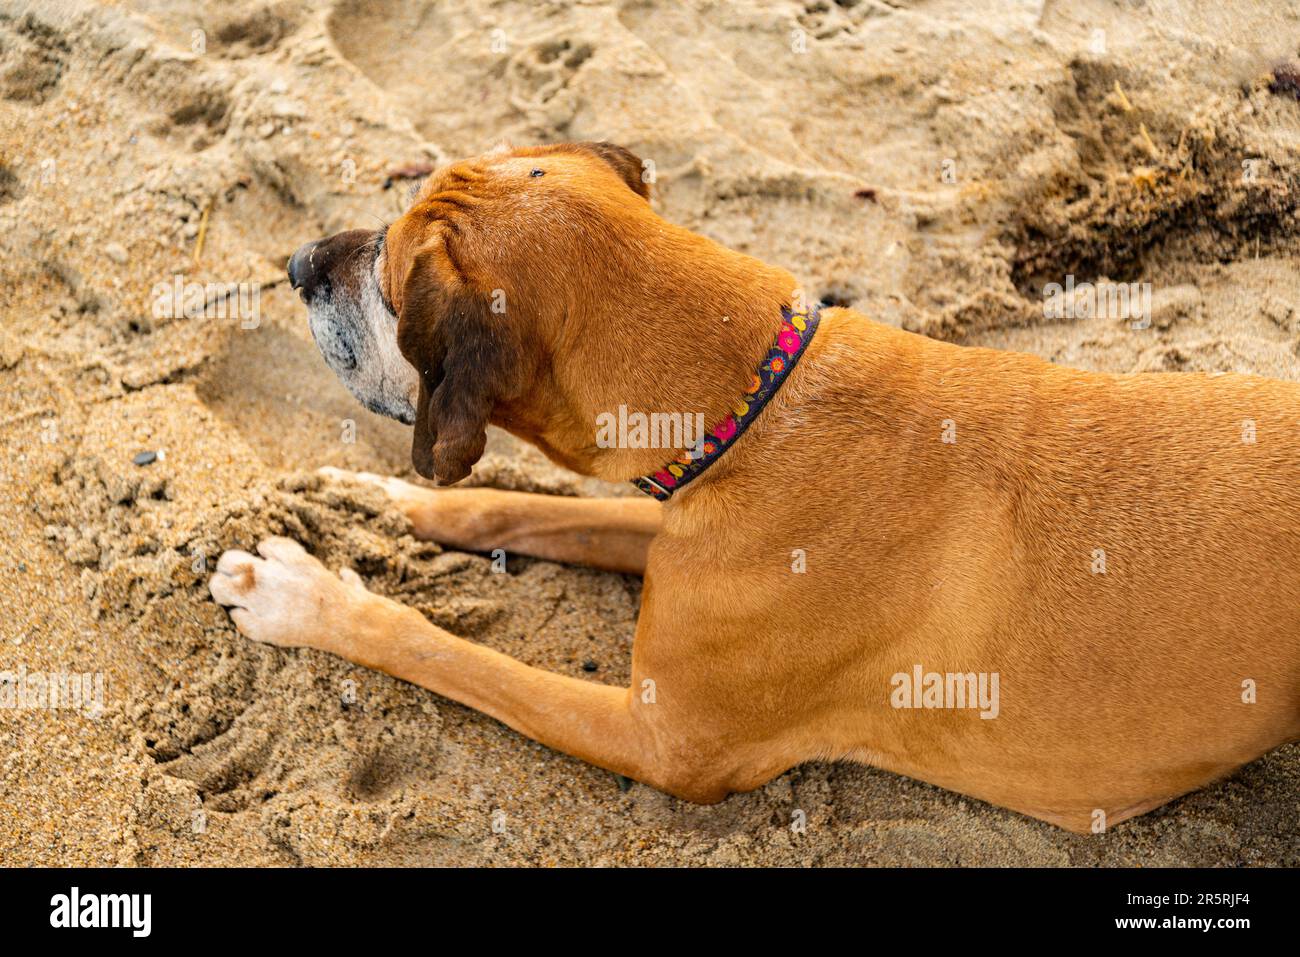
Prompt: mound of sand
<box><xmin>0</xmin><ymin>0</ymin><xmax>1296</xmax><ymax>865</ymax></box>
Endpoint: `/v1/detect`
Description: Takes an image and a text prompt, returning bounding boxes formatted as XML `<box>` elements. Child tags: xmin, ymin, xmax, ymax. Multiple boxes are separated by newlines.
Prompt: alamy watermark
<box><xmin>0</xmin><ymin>665</ymin><xmax>105</xmax><ymax>718</ymax></box>
<box><xmin>50</xmin><ymin>887</ymin><xmax>150</xmax><ymax>937</ymax></box>
<box><xmin>890</xmin><ymin>664</ymin><xmax>1000</xmax><ymax>719</ymax></box>
<box><xmin>151</xmin><ymin>274</ymin><xmax>261</xmax><ymax>328</ymax></box>
<box><xmin>595</xmin><ymin>405</ymin><xmax>706</xmax><ymax>451</ymax></box>
<box><xmin>1043</xmin><ymin>275</ymin><xmax>1151</xmax><ymax>329</ymax></box>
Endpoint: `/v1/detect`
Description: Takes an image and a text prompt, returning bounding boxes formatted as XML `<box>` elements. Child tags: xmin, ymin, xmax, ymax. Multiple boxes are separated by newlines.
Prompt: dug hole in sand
<box><xmin>0</xmin><ymin>0</ymin><xmax>1297</xmax><ymax>865</ymax></box>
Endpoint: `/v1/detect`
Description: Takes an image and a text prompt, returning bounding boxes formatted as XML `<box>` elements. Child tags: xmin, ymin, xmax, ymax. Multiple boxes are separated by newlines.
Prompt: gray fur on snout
<box><xmin>305</xmin><ymin>251</ymin><xmax>419</xmax><ymax>425</ymax></box>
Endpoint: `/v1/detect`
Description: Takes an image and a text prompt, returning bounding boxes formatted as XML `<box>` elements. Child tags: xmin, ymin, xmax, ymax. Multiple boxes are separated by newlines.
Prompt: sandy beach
<box><xmin>0</xmin><ymin>0</ymin><xmax>1296</xmax><ymax>865</ymax></box>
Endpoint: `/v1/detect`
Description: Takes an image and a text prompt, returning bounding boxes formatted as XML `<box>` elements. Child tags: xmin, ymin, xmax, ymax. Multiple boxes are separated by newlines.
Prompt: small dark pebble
<box><xmin>17</xmin><ymin>563</ymin><xmax>26</xmax><ymax>573</ymax></box>
<box><xmin>853</xmin><ymin>187</ymin><xmax>878</xmax><ymax>201</ymax></box>
<box><xmin>615</xmin><ymin>774</ymin><xmax>632</xmax><ymax>792</ymax></box>
<box><xmin>1269</xmin><ymin>61</ymin><xmax>1300</xmax><ymax>99</ymax></box>
<box><xmin>133</xmin><ymin>450</ymin><xmax>158</xmax><ymax>466</ymax></box>
<box><xmin>581</xmin><ymin>659</ymin><xmax>598</xmax><ymax>672</ymax></box>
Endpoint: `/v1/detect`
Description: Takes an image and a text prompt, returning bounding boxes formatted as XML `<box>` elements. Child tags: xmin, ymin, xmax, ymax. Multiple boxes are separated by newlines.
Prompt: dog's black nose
<box><xmin>287</xmin><ymin>240</ymin><xmax>325</xmax><ymax>298</ymax></box>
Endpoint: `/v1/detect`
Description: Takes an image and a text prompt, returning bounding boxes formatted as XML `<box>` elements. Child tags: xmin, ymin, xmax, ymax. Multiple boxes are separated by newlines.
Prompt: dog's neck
<box><xmin>502</xmin><ymin>225</ymin><xmax>801</xmax><ymax>484</ymax></box>
<box><xmin>630</xmin><ymin>300</ymin><xmax>820</xmax><ymax>500</ymax></box>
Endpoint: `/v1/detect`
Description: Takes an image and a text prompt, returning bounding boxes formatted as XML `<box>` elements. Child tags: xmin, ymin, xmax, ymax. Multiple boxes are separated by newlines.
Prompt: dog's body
<box><xmin>211</xmin><ymin>142</ymin><xmax>1300</xmax><ymax>832</ymax></box>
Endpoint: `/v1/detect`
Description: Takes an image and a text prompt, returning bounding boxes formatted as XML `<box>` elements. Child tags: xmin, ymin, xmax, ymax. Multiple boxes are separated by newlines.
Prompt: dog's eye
<box><xmin>529</xmin><ymin>168</ymin><xmax>545</xmax><ymax>178</ymax></box>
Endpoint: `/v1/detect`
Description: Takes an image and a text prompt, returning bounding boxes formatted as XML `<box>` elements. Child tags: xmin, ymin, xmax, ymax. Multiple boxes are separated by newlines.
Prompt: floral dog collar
<box><xmin>631</xmin><ymin>303</ymin><xmax>821</xmax><ymax>501</ymax></box>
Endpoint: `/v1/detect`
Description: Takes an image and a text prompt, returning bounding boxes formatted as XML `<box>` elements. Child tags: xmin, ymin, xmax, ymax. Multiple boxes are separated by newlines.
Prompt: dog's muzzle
<box><xmin>289</xmin><ymin>229</ymin><xmax>419</xmax><ymax>427</ymax></box>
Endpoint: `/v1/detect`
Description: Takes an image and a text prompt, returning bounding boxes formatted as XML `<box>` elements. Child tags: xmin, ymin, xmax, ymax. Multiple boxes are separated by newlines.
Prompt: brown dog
<box><xmin>210</xmin><ymin>141</ymin><xmax>1300</xmax><ymax>832</ymax></box>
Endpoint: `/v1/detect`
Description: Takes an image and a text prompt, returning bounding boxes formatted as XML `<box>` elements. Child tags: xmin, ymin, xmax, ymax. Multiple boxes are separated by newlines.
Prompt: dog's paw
<box><xmin>209</xmin><ymin>536</ymin><xmax>379</xmax><ymax>652</ymax></box>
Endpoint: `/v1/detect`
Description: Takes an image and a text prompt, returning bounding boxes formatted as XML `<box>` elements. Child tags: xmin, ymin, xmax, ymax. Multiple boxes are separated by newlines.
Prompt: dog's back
<box><xmin>660</xmin><ymin>308</ymin><xmax>1300</xmax><ymax>830</ymax></box>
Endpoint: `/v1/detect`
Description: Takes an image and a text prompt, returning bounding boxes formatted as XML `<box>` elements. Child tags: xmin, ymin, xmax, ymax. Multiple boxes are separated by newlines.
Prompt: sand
<box><xmin>0</xmin><ymin>0</ymin><xmax>1296</xmax><ymax>866</ymax></box>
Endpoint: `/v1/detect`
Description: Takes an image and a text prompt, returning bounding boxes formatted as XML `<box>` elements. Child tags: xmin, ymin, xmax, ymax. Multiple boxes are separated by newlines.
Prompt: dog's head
<box><xmin>288</xmin><ymin>141</ymin><xmax>652</xmax><ymax>484</ymax></box>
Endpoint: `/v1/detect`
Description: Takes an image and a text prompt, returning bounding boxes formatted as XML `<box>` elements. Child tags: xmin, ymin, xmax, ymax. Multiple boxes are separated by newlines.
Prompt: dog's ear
<box><xmin>574</xmin><ymin>141</ymin><xmax>651</xmax><ymax>200</ymax></box>
<box><xmin>397</xmin><ymin>248</ymin><xmax>523</xmax><ymax>484</ymax></box>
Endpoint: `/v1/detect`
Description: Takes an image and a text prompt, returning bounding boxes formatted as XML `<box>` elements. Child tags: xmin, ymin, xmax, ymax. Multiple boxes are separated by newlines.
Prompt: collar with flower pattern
<box><xmin>631</xmin><ymin>303</ymin><xmax>821</xmax><ymax>501</ymax></box>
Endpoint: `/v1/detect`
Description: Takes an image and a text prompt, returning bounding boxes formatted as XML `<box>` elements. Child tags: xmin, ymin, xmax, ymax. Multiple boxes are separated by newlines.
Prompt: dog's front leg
<box><xmin>209</xmin><ymin>537</ymin><xmax>675</xmax><ymax>790</ymax></box>
<box><xmin>319</xmin><ymin>467</ymin><xmax>661</xmax><ymax>575</ymax></box>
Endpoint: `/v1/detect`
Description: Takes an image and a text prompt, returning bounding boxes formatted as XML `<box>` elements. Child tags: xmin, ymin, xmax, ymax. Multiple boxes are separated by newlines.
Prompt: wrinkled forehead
<box><xmin>383</xmin><ymin>144</ymin><xmax>613</xmax><ymax>281</ymax></box>
<box><xmin>406</xmin><ymin>143</ymin><xmax>607</xmax><ymax>205</ymax></box>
